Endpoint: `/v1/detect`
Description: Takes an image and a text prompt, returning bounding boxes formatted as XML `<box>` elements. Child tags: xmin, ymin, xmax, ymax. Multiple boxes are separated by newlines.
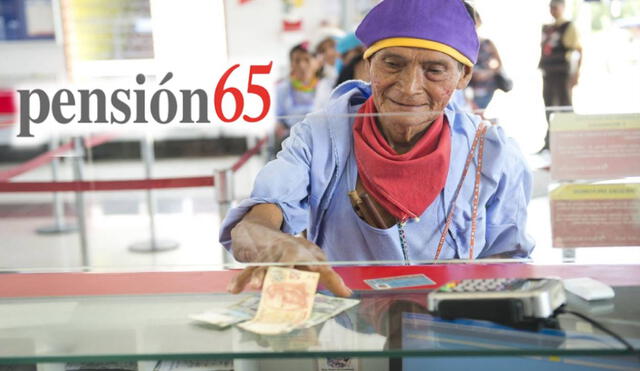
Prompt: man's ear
<box><xmin>456</xmin><ymin>65</ymin><xmax>474</xmax><ymax>90</ymax></box>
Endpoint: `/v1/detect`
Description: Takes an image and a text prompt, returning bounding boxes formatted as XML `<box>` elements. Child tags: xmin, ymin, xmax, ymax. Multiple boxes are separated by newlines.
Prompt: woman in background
<box><xmin>313</xmin><ymin>33</ymin><xmax>342</xmax><ymax>111</ymax></box>
<box><xmin>275</xmin><ymin>42</ymin><xmax>320</xmax><ymax>142</ymax></box>
<box><xmin>314</xmin><ymin>32</ymin><xmax>368</xmax><ymax>110</ymax></box>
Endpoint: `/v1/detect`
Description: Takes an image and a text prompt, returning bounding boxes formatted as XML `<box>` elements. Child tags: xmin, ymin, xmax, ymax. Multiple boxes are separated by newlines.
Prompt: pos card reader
<box><xmin>428</xmin><ymin>278</ymin><xmax>566</xmax><ymax>330</ymax></box>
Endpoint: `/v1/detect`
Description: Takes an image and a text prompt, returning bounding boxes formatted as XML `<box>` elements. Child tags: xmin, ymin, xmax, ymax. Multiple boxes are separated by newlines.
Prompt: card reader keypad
<box><xmin>437</xmin><ymin>278</ymin><xmax>529</xmax><ymax>293</ymax></box>
<box><xmin>428</xmin><ymin>278</ymin><xmax>565</xmax><ymax>321</ymax></box>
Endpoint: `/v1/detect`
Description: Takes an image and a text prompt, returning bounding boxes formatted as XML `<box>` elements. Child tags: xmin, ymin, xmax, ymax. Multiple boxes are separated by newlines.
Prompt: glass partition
<box><xmin>1</xmin><ymin>287</ymin><xmax>639</xmax><ymax>364</ymax></box>
<box><xmin>1</xmin><ymin>0</ymin><xmax>639</xmax><ymax>273</ymax></box>
<box><xmin>2</xmin><ymin>0</ymin><xmax>639</xmax><ymax>368</ymax></box>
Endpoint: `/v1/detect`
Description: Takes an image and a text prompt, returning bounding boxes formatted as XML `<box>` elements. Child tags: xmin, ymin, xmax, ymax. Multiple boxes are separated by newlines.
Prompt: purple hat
<box><xmin>356</xmin><ymin>0</ymin><xmax>479</xmax><ymax>66</ymax></box>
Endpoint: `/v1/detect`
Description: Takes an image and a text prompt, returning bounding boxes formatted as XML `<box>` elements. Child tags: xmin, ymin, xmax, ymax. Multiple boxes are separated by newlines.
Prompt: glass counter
<box><xmin>1</xmin><ymin>265</ymin><xmax>639</xmax><ymax>368</ymax></box>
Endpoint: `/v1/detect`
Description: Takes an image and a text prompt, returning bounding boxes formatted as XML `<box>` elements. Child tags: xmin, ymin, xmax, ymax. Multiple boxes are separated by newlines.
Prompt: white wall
<box><xmin>224</xmin><ymin>0</ymin><xmax>343</xmax><ymax>78</ymax></box>
<box><xmin>151</xmin><ymin>0</ymin><xmax>228</xmax><ymax>79</ymax></box>
<box><xmin>0</xmin><ymin>0</ymin><xmax>342</xmax><ymax>83</ymax></box>
<box><xmin>0</xmin><ymin>40</ymin><xmax>66</xmax><ymax>85</ymax></box>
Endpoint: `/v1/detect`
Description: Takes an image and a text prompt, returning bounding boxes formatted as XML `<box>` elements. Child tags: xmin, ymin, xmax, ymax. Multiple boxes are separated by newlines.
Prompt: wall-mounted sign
<box><xmin>550</xmin><ymin>113</ymin><xmax>640</xmax><ymax>181</ymax></box>
<box><xmin>61</xmin><ymin>0</ymin><xmax>154</xmax><ymax>61</ymax></box>
<box><xmin>550</xmin><ymin>183</ymin><xmax>640</xmax><ymax>248</ymax></box>
<box><xmin>0</xmin><ymin>0</ymin><xmax>55</xmax><ymax>41</ymax></box>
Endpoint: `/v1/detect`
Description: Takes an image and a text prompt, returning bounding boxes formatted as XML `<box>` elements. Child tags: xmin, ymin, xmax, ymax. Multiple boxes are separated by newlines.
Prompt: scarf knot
<box><xmin>352</xmin><ymin>97</ymin><xmax>451</xmax><ymax>221</ymax></box>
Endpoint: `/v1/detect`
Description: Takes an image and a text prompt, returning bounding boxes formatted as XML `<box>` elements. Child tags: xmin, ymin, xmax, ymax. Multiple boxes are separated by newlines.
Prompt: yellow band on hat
<box><xmin>363</xmin><ymin>37</ymin><xmax>474</xmax><ymax>67</ymax></box>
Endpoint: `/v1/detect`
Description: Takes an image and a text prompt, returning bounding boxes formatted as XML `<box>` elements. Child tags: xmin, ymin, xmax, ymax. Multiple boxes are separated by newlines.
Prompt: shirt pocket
<box><xmin>439</xmin><ymin>228</ymin><xmax>459</xmax><ymax>260</ymax></box>
<box><xmin>450</xmin><ymin>202</ymin><xmax>487</xmax><ymax>260</ymax></box>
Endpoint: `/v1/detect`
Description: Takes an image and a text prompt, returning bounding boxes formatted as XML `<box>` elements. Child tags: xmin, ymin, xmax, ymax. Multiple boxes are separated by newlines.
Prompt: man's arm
<box><xmin>219</xmin><ymin>121</ymin><xmax>315</xmax><ymax>250</ymax></box>
<box><xmin>564</xmin><ymin>22</ymin><xmax>582</xmax><ymax>88</ymax></box>
<box><xmin>569</xmin><ymin>44</ymin><xmax>582</xmax><ymax>88</ymax></box>
<box><xmin>230</xmin><ymin>203</ymin><xmax>284</xmax><ymax>262</ymax></box>
<box><xmin>219</xmin><ymin>119</ymin><xmax>352</xmax><ymax>297</ymax></box>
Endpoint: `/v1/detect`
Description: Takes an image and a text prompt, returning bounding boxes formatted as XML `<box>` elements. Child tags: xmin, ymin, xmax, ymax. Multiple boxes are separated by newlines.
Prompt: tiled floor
<box><xmin>1</xmin><ymin>153</ymin><xmax>638</xmax><ymax>272</ymax></box>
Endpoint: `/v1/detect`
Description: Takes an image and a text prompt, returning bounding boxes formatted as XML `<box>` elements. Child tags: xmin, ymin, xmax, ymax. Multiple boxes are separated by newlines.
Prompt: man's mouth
<box><xmin>388</xmin><ymin>98</ymin><xmax>427</xmax><ymax>107</ymax></box>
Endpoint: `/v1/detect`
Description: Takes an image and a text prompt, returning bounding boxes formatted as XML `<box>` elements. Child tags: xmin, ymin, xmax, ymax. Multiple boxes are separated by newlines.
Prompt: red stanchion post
<box><xmin>36</xmin><ymin>135</ymin><xmax>77</xmax><ymax>235</ymax></box>
<box><xmin>128</xmin><ymin>134</ymin><xmax>179</xmax><ymax>253</ymax></box>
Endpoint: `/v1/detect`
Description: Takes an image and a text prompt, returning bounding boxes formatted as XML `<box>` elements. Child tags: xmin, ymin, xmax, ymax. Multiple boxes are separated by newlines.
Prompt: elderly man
<box><xmin>220</xmin><ymin>0</ymin><xmax>534</xmax><ymax>297</ymax></box>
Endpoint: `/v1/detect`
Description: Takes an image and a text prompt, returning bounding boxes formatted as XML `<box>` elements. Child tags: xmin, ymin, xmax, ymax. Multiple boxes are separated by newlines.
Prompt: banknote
<box><xmin>189</xmin><ymin>296</ymin><xmax>260</xmax><ymax>328</ymax></box>
<box><xmin>238</xmin><ymin>267</ymin><xmax>320</xmax><ymax>335</ymax></box>
<box><xmin>299</xmin><ymin>293</ymin><xmax>359</xmax><ymax>329</ymax></box>
<box><xmin>192</xmin><ymin>293</ymin><xmax>359</xmax><ymax>331</ymax></box>
<box><xmin>190</xmin><ymin>269</ymin><xmax>360</xmax><ymax>334</ymax></box>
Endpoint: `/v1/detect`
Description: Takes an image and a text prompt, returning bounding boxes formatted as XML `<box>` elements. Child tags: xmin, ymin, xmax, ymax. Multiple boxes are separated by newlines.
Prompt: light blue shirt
<box><xmin>220</xmin><ymin>81</ymin><xmax>534</xmax><ymax>261</ymax></box>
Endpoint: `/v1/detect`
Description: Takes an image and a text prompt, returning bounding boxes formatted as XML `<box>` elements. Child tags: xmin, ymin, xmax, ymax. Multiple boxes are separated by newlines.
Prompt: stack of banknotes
<box><xmin>190</xmin><ymin>267</ymin><xmax>359</xmax><ymax>335</ymax></box>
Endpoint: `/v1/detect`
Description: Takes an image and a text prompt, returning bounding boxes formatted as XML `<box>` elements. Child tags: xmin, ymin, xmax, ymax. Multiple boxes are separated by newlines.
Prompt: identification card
<box><xmin>364</xmin><ymin>274</ymin><xmax>435</xmax><ymax>290</ymax></box>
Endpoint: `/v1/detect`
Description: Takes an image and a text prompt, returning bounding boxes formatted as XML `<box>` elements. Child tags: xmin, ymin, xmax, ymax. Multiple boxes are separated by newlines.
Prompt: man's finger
<box><xmin>227</xmin><ymin>266</ymin><xmax>258</xmax><ymax>294</ymax></box>
<box><xmin>248</xmin><ymin>267</ymin><xmax>268</xmax><ymax>290</ymax></box>
<box><xmin>316</xmin><ymin>266</ymin><xmax>352</xmax><ymax>298</ymax></box>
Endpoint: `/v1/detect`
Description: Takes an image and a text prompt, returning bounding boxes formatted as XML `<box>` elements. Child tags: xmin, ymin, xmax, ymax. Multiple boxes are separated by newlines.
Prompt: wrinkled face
<box><xmin>367</xmin><ymin>47</ymin><xmax>472</xmax><ymax>129</ymax></box>
<box><xmin>290</xmin><ymin>49</ymin><xmax>315</xmax><ymax>82</ymax></box>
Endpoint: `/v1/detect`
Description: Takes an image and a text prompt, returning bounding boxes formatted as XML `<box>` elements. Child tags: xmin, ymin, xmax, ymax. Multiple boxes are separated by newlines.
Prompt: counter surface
<box><xmin>1</xmin><ymin>264</ymin><xmax>639</xmax><ymax>364</ymax></box>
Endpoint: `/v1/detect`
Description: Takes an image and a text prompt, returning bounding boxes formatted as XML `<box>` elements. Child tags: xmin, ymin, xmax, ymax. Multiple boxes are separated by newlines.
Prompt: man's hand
<box><xmin>227</xmin><ymin>204</ymin><xmax>352</xmax><ymax>298</ymax></box>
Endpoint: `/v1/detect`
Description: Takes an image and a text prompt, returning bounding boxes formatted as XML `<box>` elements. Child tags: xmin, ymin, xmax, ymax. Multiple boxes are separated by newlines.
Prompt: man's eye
<box><xmin>385</xmin><ymin>61</ymin><xmax>400</xmax><ymax>68</ymax></box>
<box><xmin>428</xmin><ymin>68</ymin><xmax>444</xmax><ymax>74</ymax></box>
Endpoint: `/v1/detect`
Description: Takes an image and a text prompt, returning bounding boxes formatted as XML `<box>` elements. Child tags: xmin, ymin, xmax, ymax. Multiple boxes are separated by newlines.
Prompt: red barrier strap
<box><xmin>231</xmin><ymin>136</ymin><xmax>268</xmax><ymax>172</ymax></box>
<box><xmin>84</xmin><ymin>132</ymin><xmax>119</xmax><ymax>148</ymax></box>
<box><xmin>0</xmin><ymin>133</ymin><xmax>119</xmax><ymax>182</ymax></box>
<box><xmin>0</xmin><ymin>141</ymin><xmax>75</xmax><ymax>182</ymax></box>
<box><xmin>0</xmin><ymin>133</ymin><xmax>262</xmax><ymax>192</ymax></box>
<box><xmin>0</xmin><ymin>176</ymin><xmax>214</xmax><ymax>193</ymax></box>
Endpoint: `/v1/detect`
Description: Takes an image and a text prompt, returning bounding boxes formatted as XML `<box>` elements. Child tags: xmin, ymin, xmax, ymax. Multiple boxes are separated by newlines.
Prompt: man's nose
<box><xmin>397</xmin><ymin>65</ymin><xmax>424</xmax><ymax>96</ymax></box>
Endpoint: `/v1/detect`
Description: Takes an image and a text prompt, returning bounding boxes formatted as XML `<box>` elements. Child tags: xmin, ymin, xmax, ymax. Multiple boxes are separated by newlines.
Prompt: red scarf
<box><xmin>352</xmin><ymin>98</ymin><xmax>451</xmax><ymax>222</ymax></box>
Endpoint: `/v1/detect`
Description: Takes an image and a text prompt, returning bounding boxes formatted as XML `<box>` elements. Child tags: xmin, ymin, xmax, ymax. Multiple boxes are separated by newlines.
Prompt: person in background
<box><xmin>312</xmin><ymin>28</ymin><xmax>345</xmax><ymax>111</ymax></box>
<box><xmin>223</xmin><ymin>0</ymin><xmax>534</xmax><ymax>296</ymax></box>
<box><xmin>275</xmin><ymin>42</ymin><xmax>320</xmax><ymax>143</ymax></box>
<box><xmin>334</xmin><ymin>51</ymin><xmax>370</xmax><ymax>88</ymax></box>
<box><xmin>539</xmin><ymin>0</ymin><xmax>583</xmax><ymax>152</ymax></box>
<box><xmin>336</xmin><ymin>32</ymin><xmax>366</xmax><ymax>71</ymax></box>
<box><xmin>314</xmin><ymin>32</ymin><xmax>342</xmax><ymax>87</ymax></box>
<box><xmin>467</xmin><ymin>8</ymin><xmax>505</xmax><ymax>111</ymax></box>
<box><xmin>316</xmin><ymin>32</ymin><xmax>367</xmax><ymax>109</ymax></box>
